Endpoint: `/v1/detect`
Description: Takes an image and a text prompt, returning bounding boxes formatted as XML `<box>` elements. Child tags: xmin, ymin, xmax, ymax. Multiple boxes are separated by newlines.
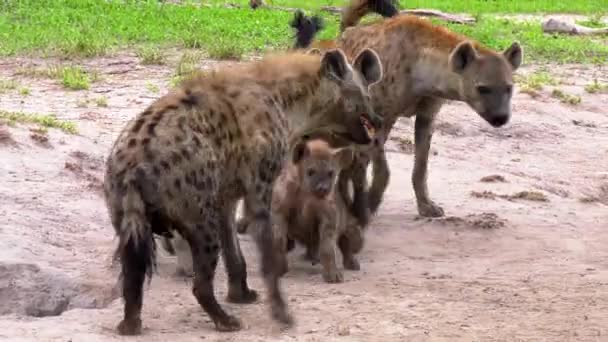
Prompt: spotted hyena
<box><xmin>291</xmin><ymin>0</ymin><xmax>523</xmax><ymax>224</ymax></box>
<box><xmin>103</xmin><ymin>47</ymin><xmax>384</xmax><ymax>335</ymax></box>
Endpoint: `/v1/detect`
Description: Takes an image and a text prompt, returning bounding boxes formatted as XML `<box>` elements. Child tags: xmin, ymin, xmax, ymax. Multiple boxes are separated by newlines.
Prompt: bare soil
<box><xmin>0</xmin><ymin>52</ymin><xmax>607</xmax><ymax>341</ymax></box>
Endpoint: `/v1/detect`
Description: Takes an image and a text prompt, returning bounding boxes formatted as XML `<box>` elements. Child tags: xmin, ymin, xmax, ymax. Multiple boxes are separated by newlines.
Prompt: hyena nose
<box><xmin>314</xmin><ymin>184</ymin><xmax>330</xmax><ymax>198</ymax></box>
<box><xmin>489</xmin><ymin>114</ymin><xmax>510</xmax><ymax>127</ymax></box>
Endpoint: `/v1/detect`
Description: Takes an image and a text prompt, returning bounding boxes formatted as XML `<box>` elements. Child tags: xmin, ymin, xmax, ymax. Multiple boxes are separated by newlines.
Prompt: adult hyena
<box><xmin>103</xmin><ymin>48</ymin><xmax>384</xmax><ymax>335</ymax></box>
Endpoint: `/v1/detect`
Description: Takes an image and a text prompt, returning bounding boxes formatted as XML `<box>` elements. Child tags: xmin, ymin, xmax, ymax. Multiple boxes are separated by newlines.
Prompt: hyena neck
<box><xmin>270</xmin><ymin>72</ymin><xmax>328</xmax><ymax>135</ymax></box>
<box><xmin>410</xmin><ymin>50</ymin><xmax>464</xmax><ymax>101</ymax></box>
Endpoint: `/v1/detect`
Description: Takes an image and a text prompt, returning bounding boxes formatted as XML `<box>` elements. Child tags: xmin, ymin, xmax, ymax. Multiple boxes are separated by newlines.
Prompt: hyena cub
<box><xmin>272</xmin><ymin>138</ymin><xmax>365</xmax><ymax>283</ymax></box>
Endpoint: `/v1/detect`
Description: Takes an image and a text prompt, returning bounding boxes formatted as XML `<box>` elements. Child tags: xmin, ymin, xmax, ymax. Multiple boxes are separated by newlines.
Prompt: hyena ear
<box><xmin>320</xmin><ymin>49</ymin><xmax>350</xmax><ymax>83</ymax></box>
<box><xmin>306</xmin><ymin>48</ymin><xmax>322</xmax><ymax>55</ymax></box>
<box><xmin>292</xmin><ymin>141</ymin><xmax>310</xmax><ymax>164</ymax></box>
<box><xmin>352</xmin><ymin>48</ymin><xmax>383</xmax><ymax>87</ymax></box>
<box><xmin>449</xmin><ymin>41</ymin><xmax>477</xmax><ymax>74</ymax></box>
<box><xmin>503</xmin><ymin>41</ymin><xmax>523</xmax><ymax>71</ymax></box>
<box><xmin>333</xmin><ymin>147</ymin><xmax>354</xmax><ymax>169</ymax></box>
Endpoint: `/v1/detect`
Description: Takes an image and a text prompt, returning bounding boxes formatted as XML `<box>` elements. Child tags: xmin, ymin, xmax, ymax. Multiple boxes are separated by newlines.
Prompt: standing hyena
<box><xmin>103</xmin><ymin>48</ymin><xmax>384</xmax><ymax>335</ymax></box>
<box><xmin>291</xmin><ymin>0</ymin><xmax>523</xmax><ymax>225</ymax></box>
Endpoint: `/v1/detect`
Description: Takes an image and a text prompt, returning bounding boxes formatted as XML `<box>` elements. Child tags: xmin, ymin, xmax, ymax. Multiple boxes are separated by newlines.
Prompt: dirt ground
<box><xmin>0</xmin><ymin>52</ymin><xmax>607</xmax><ymax>342</ymax></box>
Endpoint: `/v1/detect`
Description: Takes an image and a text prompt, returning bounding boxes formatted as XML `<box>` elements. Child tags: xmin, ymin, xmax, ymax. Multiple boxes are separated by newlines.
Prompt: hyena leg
<box><xmin>319</xmin><ymin>219</ymin><xmax>342</xmax><ymax>283</ymax></box>
<box><xmin>172</xmin><ymin>232</ymin><xmax>194</xmax><ymax>277</ymax></box>
<box><xmin>367</xmin><ymin>118</ymin><xmax>397</xmax><ymax>214</ymax></box>
<box><xmin>221</xmin><ymin>201</ymin><xmax>258</xmax><ymax>304</ymax></box>
<box><xmin>245</xmin><ymin>183</ymin><xmax>292</xmax><ymax>326</ymax></box>
<box><xmin>185</xmin><ymin>218</ymin><xmax>242</xmax><ymax>332</ymax></box>
<box><xmin>338</xmin><ymin>233</ymin><xmax>361</xmax><ymax>271</ymax></box>
<box><xmin>413</xmin><ymin>98</ymin><xmax>444</xmax><ymax>217</ymax></box>
<box><xmin>235</xmin><ymin>199</ymin><xmax>252</xmax><ymax>234</ymax></box>
<box><xmin>343</xmin><ymin>154</ymin><xmax>371</xmax><ymax>226</ymax></box>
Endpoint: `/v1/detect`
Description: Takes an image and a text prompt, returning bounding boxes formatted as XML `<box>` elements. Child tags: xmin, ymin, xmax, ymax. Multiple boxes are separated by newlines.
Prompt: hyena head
<box><xmin>292</xmin><ymin>138</ymin><xmax>353</xmax><ymax>200</ymax></box>
<box><xmin>311</xmin><ymin>47</ymin><xmax>384</xmax><ymax>145</ymax></box>
<box><xmin>449</xmin><ymin>41</ymin><xmax>523</xmax><ymax>128</ymax></box>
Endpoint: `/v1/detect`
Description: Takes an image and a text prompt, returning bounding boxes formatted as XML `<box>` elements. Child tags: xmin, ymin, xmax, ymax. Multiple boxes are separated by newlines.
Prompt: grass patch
<box><xmin>205</xmin><ymin>0</ymin><xmax>608</xmax><ymax>14</ymax></box>
<box><xmin>585</xmin><ymin>79</ymin><xmax>608</xmax><ymax>94</ymax></box>
<box><xmin>436</xmin><ymin>16</ymin><xmax>608</xmax><ymax>64</ymax></box>
<box><xmin>19</xmin><ymin>87</ymin><xmax>30</xmax><ymax>96</ymax></box>
<box><xmin>16</xmin><ymin>64</ymin><xmax>98</xmax><ymax>90</ymax></box>
<box><xmin>576</xmin><ymin>14</ymin><xmax>606</xmax><ymax>29</ymax></box>
<box><xmin>171</xmin><ymin>51</ymin><xmax>203</xmax><ymax>87</ymax></box>
<box><xmin>61</xmin><ymin>66</ymin><xmax>92</xmax><ymax>90</ymax></box>
<box><xmin>136</xmin><ymin>45</ymin><xmax>166</xmax><ymax>65</ymax></box>
<box><xmin>0</xmin><ymin>110</ymin><xmax>78</xmax><ymax>134</ymax></box>
<box><xmin>0</xmin><ymin>1</ymin><xmax>606</xmax><ymax>63</ymax></box>
<box><xmin>0</xmin><ymin>78</ymin><xmax>19</xmax><ymax>93</ymax></box>
<box><xmin>515</xmin><ymin>70</ymin><xmax>559</xmax><ymax>95</ymax></box>
<box><xmin>95</xmin><ymin>96</ymin><xmax>108</xmax><ymax>107</ymax></box>
<box><xmin>551</xmin><ymin>89</ymin><xmax>582</xmax><ymax>105</ymax></box>
<box><xmin>146</xmin><ymin>83</ymin><xmax>160</xmax><ymax>94</ymax></box>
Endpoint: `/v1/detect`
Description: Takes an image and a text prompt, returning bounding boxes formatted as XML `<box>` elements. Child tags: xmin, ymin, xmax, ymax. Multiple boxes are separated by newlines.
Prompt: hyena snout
<box><xmin>486</xmin><ymin>112</ymin><xmax>510</xmax><ymax>127</ymax></box>
<box><xmin>313</xmin><ymin>183</ymin><xmax>331</xmax><ymax>199</ymax></box>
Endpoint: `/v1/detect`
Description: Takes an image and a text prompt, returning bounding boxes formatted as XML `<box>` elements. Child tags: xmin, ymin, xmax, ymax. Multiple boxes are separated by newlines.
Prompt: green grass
<box><xmin>136</xmin><ymin>45</ymin><xmax>166</xmax><ymax>65</ymax></box>
<box><xmin>585</xmin><ymin>79</ymin><xmax>608</xmax><ymax>94</ymax></box>
<box><xmin>0</xmin><ymin>1</ymin><xmax>606</xmax><ymax>63</ymax></box>
<box><xmin>0</xmin><ymin>110</ymin><xmax>78</xmax><ymax>134</ymax></box>
<box><xmin>206</xmin><ymin>0</ymin><xmax>608</xmax><ymax>14</ymax></box>
<box><xmin>0</xmin><ymin>78</ymin><xmax>19</xmax><ymax>93</ymax></box>
<box><xmin>61</xmin><ymin>66</ymin><xmax>92</xmax><ymax>90</ymax></box>
<box><xmin>16</xmin><ymin>64</ymin><xmax>98</xmax><ymax>90</ymax></box>
<box><xmin>551</xmin><ymin>89</ymin><xmax>582</xmax><ymax>105</ymax></box>
<box><xmin>515</xmin><ymin>70</ymin><xmax>559</xmax><ymax>91</ymax></box>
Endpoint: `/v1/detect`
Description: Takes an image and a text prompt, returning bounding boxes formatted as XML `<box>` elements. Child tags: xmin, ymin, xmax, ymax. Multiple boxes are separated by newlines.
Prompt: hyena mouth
<box><xmin>360</xmin><ymin>114</ymin><xmax>376</xmax><ymax>139</ymax></box>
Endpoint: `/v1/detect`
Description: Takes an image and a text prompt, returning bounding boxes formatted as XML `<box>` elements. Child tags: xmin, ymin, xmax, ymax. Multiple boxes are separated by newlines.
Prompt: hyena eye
<box><xmin>307</xmin><ymin>168</ymin><xmax>315</xmax><ymax>177</ymax></box>
<box><xmin>505</xmin><ymin>85</ymin><xmax>513</xmax><ymax>94</ymax></box>
<box><xmin>477</xmin><ymin>86</ymin><xmax>492</xmax><ymax>95</ymax></box>
<box><xmin>327</xmin><ymin>170</ymin><xmax>334</xmax><ymax>178</ymax></box>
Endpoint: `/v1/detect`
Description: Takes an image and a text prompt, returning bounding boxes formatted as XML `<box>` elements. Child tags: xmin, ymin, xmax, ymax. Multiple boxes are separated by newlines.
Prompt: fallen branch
<box><xmin>542</xmin><ymin>18</ymin><xmax>608</xmax><ymax>36</ymax></box>
<box><xmin>320</xmin><ymin>6</ymin><xmax>476</xmax><ymax>24</ymax></box>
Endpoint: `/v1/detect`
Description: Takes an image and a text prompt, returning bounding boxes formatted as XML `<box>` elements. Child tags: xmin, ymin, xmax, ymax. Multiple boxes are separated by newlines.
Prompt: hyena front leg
<box><xmin>318</xmin><ymin>216</ymin><xmax>342</xmax><ymax>283</ymax></box>
<box><xmin>341</xmin><ymin>154</ymin><xmax>371</xmax><ymax>226</ymax></box>
<box><xmin>413</xmin><ymin>98</ymin><xmax>444</xmax><ymax>217</ymax></box>
<box><xmin>245</xmin><ymin>176</ymin><xmax>293</xmax><ymax>326</ymax></box>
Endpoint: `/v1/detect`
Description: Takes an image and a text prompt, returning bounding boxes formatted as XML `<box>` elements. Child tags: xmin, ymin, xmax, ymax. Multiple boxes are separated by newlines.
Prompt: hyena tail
<box><xmin>340</xmin><ymin>0</ymin><xmax>400</xmax><ymax>32</ymax></box>
<box><xmin>289</xmin><ymin>10</ymin><xmax>325</xmax><ymax>49</ymax></box>
<box><xmin>113</xmin><ymin>173</ymin><xmax>157</xmax><ymax>284</ymax></box>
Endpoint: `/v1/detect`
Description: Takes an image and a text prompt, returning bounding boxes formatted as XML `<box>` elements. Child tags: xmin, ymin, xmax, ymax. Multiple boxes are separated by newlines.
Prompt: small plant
<box><xmin>95</xmin><ymin>96</ymin><xmax>108</xmax><ymax>107</ymax></box>
<box><xmin>137</xmin><ymin>46</ymin><xmax>166</xmax><ymax>65</ymax></box>
<box><xmin>551</xmin><ymin>89</ymin><xmax>582</xmax><ymax>105</ymax></box>
<box><xmin>576</xmin><ymin>14</ymin><xmax>605</xmax><ymax>28</ymax></box>
<box><xmin>146</xmin><ymin>83</ymin><xmax>160</xmax><ymax>94</ymax></box>
<box><xmin>62</xmin><ymin>66</ymin><xmax>91</xmax><ymax>90</ymax></box>
<box><xmin>0</xmin><ymin>79</ymin><xmax>19</xmax><ymax>93</ymax></box>
<box><xmin>19</xmin><ymin>87</ymin><xmax>31</xmax><ymax>96</ymax></box>
<box><xmin>175</xmin><ymin>51</ymin><xmax>202</xmax><ymax>77</ymax></box>
<box><xmin>515</xmin><ymin>70</ymin><xmax>559</xmax><ymax>94</ymax></box>
<box><xmin>0</xmin><ymin>110</ymin><xmax>78</xmax><ymax>134</ymax></box>
<box><xmin>76</xmin><ymin>99</ymin><xmax>89</xmax><ymax>108</ymax></box>
<box><xmin>584</xmin><ymin>79</ymin><xmax>608</xmax><ymax>94</ymax></box>
<box><xmin>206</xmin><ymin>42</ymin><xmax>245</xmax><ymax>61</ymax></box>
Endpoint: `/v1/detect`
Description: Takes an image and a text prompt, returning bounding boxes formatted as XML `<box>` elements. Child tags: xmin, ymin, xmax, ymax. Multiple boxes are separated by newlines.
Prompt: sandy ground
<box><xmin>0</xmin><ymin>52</ymin><xmax>607</xmax><ymax>342</ymax></box>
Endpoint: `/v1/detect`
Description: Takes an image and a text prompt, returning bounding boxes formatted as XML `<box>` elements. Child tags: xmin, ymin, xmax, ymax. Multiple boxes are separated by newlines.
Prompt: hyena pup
<box><xmin>271</xmin><ymin>138</ymin><xmax>366</xmax><ymax>283</ymax></box>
